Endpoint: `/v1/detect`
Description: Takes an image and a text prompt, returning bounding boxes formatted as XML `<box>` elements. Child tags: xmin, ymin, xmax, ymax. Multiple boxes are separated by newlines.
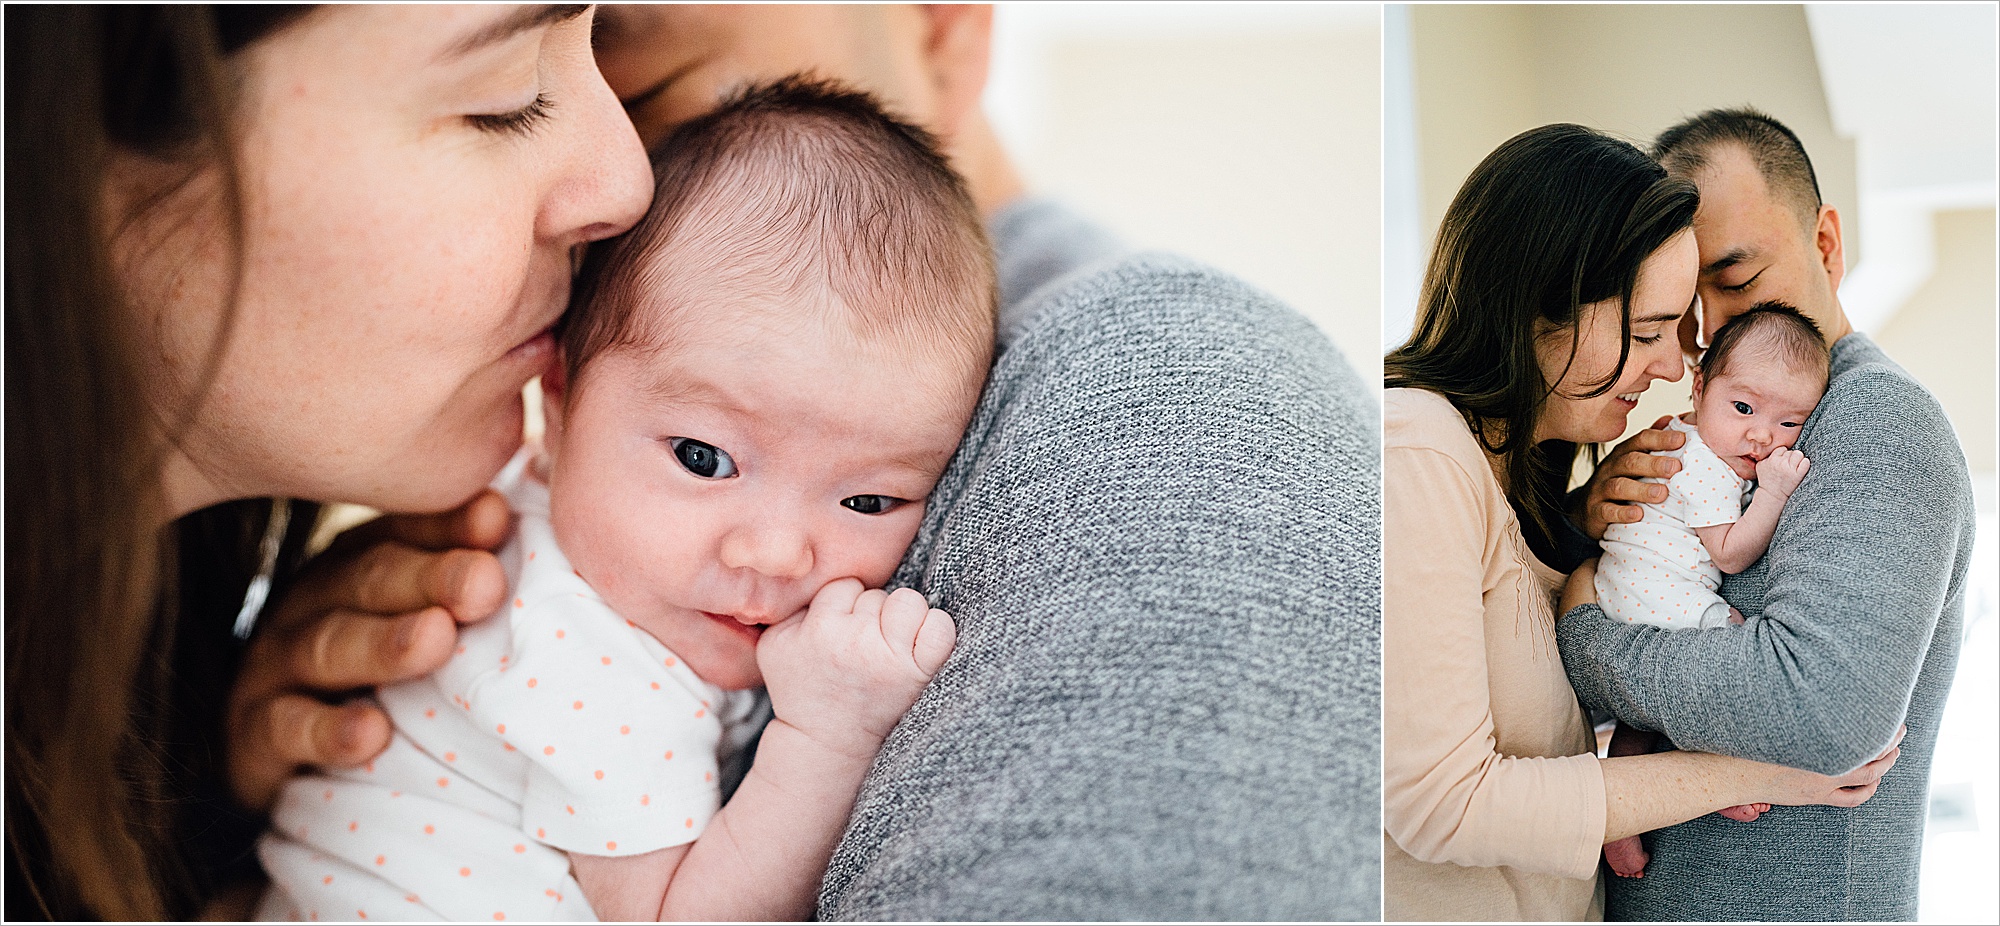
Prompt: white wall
<box><xmin>988</xmin><ymin>2</ymin><xmax>1383</xmax><ymax>379</ymax></box>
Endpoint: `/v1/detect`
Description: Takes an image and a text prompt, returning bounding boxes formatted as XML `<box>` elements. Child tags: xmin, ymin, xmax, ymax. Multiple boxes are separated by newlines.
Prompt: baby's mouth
<box><xmin>699</xmin><ymin>611</ymin><xmax>766</xmax><ymax>641</ymax></box>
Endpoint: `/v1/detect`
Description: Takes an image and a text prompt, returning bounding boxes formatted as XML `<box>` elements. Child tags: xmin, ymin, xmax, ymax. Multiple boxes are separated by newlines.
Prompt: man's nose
<box><xmin>717</xmin><ymin>521</ymin><xmax>814</xmax><ymax>581</ymax></box>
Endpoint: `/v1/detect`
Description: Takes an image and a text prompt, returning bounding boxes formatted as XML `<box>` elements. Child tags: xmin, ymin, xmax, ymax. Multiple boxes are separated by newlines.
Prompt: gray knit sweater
<box><xmin>1557</xmin><ymin>333</ymin><xmax>1975</xmax><ymax>921</ymax></box>
<box><xmin>817</xmin><ymin>200</ymin><xmax>1383</xmax><ymax>920</ymax></box>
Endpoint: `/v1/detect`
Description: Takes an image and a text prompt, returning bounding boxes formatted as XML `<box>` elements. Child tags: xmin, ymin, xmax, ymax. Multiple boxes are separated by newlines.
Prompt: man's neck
<box><xmin>949</xmin><ymin>113</ymin><xmax>1029</xmax><ymax>219</ymax></box>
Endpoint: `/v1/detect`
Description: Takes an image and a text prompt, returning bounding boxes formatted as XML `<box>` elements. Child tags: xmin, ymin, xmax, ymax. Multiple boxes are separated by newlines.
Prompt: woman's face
<box><xmin>1532</xmin><ymin>229</ymin><xmax>1698</xmax><ymax>445</ymax></box>
<box><xmin>114</xmin><ymin>5</ymin><xmax>652</xmax><ymax>516</ymax></box>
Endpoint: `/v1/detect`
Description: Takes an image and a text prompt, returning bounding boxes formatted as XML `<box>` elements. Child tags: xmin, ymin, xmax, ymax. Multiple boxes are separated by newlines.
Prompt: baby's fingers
<box><xmin>809</xmin><ymin>577</ymin><xmax>866</xmax><ymax>618</ymax></box>
<box><xmin>912</xmin><ymin>608</ymin><xmax>956</xmax><ymax>677</ymax></box>
<box><xmin>876</xmin><ymin>588</ymin><xmax>930</xmax><ymax>653</ymax></box>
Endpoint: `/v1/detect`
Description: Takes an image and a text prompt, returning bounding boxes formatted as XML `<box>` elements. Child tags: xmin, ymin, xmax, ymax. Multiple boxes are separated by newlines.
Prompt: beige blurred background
<box><xmin>989</xmin><ymin>2</ymin><xmax>1383</xmax><ymax>378</ymax></box>
<box><xmin>1386</xmin><ymin>5</ymin><xmax>1996</xmax><ymax>921</ymax></box>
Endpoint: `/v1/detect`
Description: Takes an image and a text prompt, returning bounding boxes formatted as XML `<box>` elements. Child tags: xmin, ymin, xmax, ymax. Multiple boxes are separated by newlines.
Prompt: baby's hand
<box><xmin>756</xmin><ymin>579</ymin><xmax>956</xmax><ymax>758</ymax></box>
<box><xmin>1755</xmin><ymin>447</ymin><xmax>1811</xmax><ymax>499</ymax></box>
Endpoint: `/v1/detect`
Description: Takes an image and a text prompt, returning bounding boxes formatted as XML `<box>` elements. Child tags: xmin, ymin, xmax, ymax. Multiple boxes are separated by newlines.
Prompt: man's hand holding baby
<box><xmin>1754</xmin><ymin>447</ymin><xmax>1810</xmax><ymax>499</ymax></box>
<box><xmin>760</xmin><ymin>578</ymin><xmax>957</xmax><ymax>760</ymax></box>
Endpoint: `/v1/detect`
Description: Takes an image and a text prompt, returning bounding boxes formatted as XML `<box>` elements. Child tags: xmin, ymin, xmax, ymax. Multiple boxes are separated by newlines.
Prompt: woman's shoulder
<box><xmin>1384</xmin><ymin>388</ymin><xmax>1485</xmax><ymax>463</ymax></box>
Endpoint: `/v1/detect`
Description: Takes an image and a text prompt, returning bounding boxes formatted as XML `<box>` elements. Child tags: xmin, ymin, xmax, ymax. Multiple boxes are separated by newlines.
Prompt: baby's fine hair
<box><xmin>563</xmin><ymin>76</ymin><xmax>997</xmax><ymax>384</ymax></box>
<box><xmin>1699</xmin><ymin>301</ymin><xmax>1831</xmax><ymax>387</ymax></box>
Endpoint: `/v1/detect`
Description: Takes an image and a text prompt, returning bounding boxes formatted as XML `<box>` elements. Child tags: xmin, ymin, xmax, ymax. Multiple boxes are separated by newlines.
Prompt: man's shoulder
<box><xmin>1002</xmin><ymin>251</ymin><xmax>1375</xmax><ymax>422</ymax></box>
<box><xmin>1811</xmin><ymin>354</ymin><xmax>1960</xmax><ymax>459</ymax></box>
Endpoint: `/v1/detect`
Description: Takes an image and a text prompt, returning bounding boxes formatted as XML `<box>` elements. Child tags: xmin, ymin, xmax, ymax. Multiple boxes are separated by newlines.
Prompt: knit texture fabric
<box><xmin>818</xmin><ymin>252</ymin><xmax>1383</xmax><ymax>921</ymax></box>
<box><xmin>1558</xmin><ymin>333</ymin><xmax>1974</xmax><ymax>921</ymax></box>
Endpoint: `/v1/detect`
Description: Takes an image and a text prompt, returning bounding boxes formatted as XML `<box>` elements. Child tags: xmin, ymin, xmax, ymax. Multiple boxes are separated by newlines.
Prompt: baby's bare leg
<box><xmin>1603</xmin><ymin>722</ymin><xmax>1657</xmax><ymax>878</ymax></box>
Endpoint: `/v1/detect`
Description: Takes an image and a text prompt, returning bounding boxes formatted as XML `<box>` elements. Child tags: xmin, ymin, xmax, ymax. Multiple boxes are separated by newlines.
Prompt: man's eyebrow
<box><xmin>1701</xmin><ymin>247</ymin><xmax>1754</xmax><ymax>275</ymax></box>
<box><xmin>440</xmin><ymin>4</ymin><xmax>589</xmax><ymax>61</ymax></box>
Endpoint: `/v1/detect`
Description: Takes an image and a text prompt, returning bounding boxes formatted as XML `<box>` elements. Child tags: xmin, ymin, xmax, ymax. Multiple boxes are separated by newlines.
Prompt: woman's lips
<box><xmin>505</xmin><ymin>326</ymin><xmax>556</xmax><ymax>363</ymax></box>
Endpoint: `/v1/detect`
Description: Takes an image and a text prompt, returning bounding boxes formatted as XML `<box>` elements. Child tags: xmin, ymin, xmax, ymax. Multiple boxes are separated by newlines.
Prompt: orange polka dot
<box><xmin>436</xmin><ymin>777</ymin><xmax>449</xmax><ymax>788</ymax></box>
<box><xmin>573</xmin><ymin>700</ymin><xmax>584</xmax><ymax>710</ymax></box>
<box><xmin>323</xmin><ymin>875</ymin><xmax>334</xmax><ymax>885</ymax></box>
<box><xmin>685</xmin><ymin>818</ymin><xmax>694</xmax><ymax>828</ymax></box>
<box><xmin>348</xmin><ymin>821</ymin><xmax>358</xmax><ymax>832</ymax></box>
<box><xmin>695</xmin><ymin>708</ymin><xmax>705</xmax><ymax>718</ymax></box>
<box><xmin>514</xmin><ymin>598</ymin><xmax>524</xmax><ymax>609</ymax></box>
<box><xmin>456</xmin><ymin>645</ymin><xmax>467</xmax><ymax>655</ymax></box>
<box><xmin>424</xmin><ymin>708</ymin><xmax>436</xmax><ymax>719</ymax></box>
<box><xmin>620</xmin><ymin>725</ymin><xmax>631</xmax><ymax>735</ymax></box>
<box><xmin>496</xmin><ymin>723</ymin><xmax>506</xmax><ymax>734</ymax></box>
<box><xmin>544</xmin><ymin>745</ymin><xmax>555</xmax><ymax>756</ymax></box>
<box><xmin>601</xmin><ymin>656</ymin><xmax>612</xmax><ymax>666</ymax></box>
<box><xmin>503</xmin><ymin>743</ymin><xmax>516</xmax><ymax>752</ymax></box>
<box><xmin>495</xmin><ymin>914</ymin><xmax>506</xmax><ymax>922</ymax></box>
<box><xmin>323</xmin><ymin>789</ymin><xmax>334</xmax><ymax>801</ymax></box>
<box><xmin>406</xmin><ymin>894</ymin><xmax>420</xmax><ymax>904</ymax></box>
<box><xmin>544</xmin><ymin>889</ymin><xmax>558</xmax><ymax>898</ymax></box>
<box><xmin>358</xmin><ymin>911</ymin><xmax>368</xmax><ymax>920</ymax></box>
<box><xmin>424</xmin><ymin>824</ymin><xmax>435</xmax><ymax>835</ymax></box>
<box><xmin>514</xmin><ymin>844</ymin><xmax>526</xmax><ymax>854</ymax></box>
<box><xmin>556</xmin><ymin>629</ymin><xmax>566</xmax><ymax>639</ymax></box>
<box><xmin>664</xmin><ymin>750</ymin><xmax>674</xmax><ymax>761</ymax></box>
<box><xmin>567</xmin><ymin>805</ymin><xmax>576</xmax><ymax>815</ymax></box>
<box><xmin>640</xmin><ymin>794</ymin><xmax>650</xmax><ymax>806</ymax></box>
<box><xmin>704</xmin><ymin>772</ymin><xmax>713</xmax><ymax>783</ymax></box>
<box><xmin>364</xmin><ymin>761</ymin><xmax>375</xmax><ymax>774</ymax></box>
<box><xmin>664</xmin><ymin>656</ymin><xmax>676</xmax><ymax>667</ymax></box>
<box><xmin>375</xmin><ymin>855</ymin><xmax>385</xmax><ymax>866</ymax></box>
<box><xmin>650</xmin><ymin>682</ymin><xmax>661</xmax><ymax>690</ymax></box>
<box><xmin>460</xmin><ymin>867</ymin><xmax>471</xmax><ymax>877</ymax></box>
<box><xmin>537</xmin><ymin>828</ymin><xmax>546</xmax><ymax>838</ymax></box>
<box><xmin>444</xmin><ymin>751</ymin><xmax>457</xmax><ymax>763</ymax></box>
<box><xmin>527</xmin><ymin>677</ymin><xmax>538</xmax><ymax>688</ymax></box>
<box><xmin>528</xmin><ymin>551</ymin><xmax>537</xmax><ymax>560</ymax></box>
<box><xmin>607</xmin><ymin>841</ymin><xmax>618</xmax><ymax>851</ymax></box>
<box><xmin>595</xmin><ymin>769</ymin><xmax>605</xmax><ymax>780</ymax></box>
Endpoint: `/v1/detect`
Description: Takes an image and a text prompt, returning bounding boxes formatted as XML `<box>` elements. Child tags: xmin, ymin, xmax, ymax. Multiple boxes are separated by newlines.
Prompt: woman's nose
<box><xmin>717</xmin><ymin>522</ymin><xmax>815</xmax><ymax>581</ymax></box>
<box><xmin>1649</xmin><ymin>342</ymin><xmax>1686</xmax><ymax>382</ymax></box>
<box><xmin>539</xmin><ymin>43</ymin><xmax>652</xmax><ymax>244</ymax></box>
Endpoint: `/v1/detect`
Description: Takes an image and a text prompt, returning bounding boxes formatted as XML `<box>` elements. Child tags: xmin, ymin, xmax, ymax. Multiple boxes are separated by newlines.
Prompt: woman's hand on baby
<box><xmin>1754</xmin><ymin>447</ymin><xmax>1810</xmax><ymax>499</ymax></box>
<box><xmin>1761</xmin><ymin>725</ymin><xmax>1905</xmax><ymax>809</ymax></box>
<box><xmin>1577</xmin><ymin>417</ymin><xmax>1684</xmax><ymax>539</ymax></box>
<box><xmin>758</xmin><ymin>578</ymin><xmax>956</xmax><ymax>760</ymax></box>
<box><xmin>225</xmin><ymin>491</ymin><xmax>512</xmax><ymax>811</ymax></box>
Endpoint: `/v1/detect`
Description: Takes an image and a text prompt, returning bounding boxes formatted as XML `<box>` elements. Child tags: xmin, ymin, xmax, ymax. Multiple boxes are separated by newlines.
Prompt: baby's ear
<box><xmin>538</xmin><ymin>351</ymin><xmax>570</xmax><ymax>445</ymax></box>
<box><xmin>1689</xmin><ymin>367</ymin><xmax>1705</xmax><ymax>402</ymax></box>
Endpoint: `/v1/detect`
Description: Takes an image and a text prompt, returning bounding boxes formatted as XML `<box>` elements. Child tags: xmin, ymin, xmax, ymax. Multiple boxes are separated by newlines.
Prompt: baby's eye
<box><xmin>1781</xmin><ymin>421</ymin><xmax>1802</xmax><ymax>429</ymax></box>
<box><xmin>1732</xmin><ymin>401</ymin><xmax>1753</xmax><ymax>415</ymax></box>
<box><xmin>841</xmin><ymin>495</ymin><xmax>906</xmax><ymax>515</ymax></box>
<box><xmin>669</xmin><ymin>438</ymin><xmax>737</xmax><ymax>479</ymax></box>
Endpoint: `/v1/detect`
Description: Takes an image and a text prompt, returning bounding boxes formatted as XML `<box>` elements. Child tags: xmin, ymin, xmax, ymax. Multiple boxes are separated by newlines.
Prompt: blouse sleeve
<box><xmin>1382</xmin><ymin>445</ymin><xmax>1605</xmax><ymax>880</ymax></box>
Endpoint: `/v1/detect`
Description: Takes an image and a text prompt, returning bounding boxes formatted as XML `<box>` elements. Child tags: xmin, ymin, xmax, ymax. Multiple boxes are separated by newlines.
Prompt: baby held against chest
<box><xmin>1595</xmin><ymin>304</ymin><xmax>1831</xmax><ymax>631</ymax></box>
<box><xmin>1594</xmin><ymin>304</ymin><xmax>1830</xmax><ymax>879</ymax></box>
<box><xmin>257</xmin><ymin>80</ymin><xmax>997</xmax><ymax>922</ymax></box>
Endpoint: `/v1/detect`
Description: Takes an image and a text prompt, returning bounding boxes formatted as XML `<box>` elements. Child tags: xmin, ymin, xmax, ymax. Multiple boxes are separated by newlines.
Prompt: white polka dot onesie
<box><xmin>1594</xmin><ymin>416</ymin><xmax>1748</xmax><ymax>631</ymax></box>
<box><xmin>256</xmin><ymin>450</ymin><xmax>767</xmax><ymax>922</ymax></box>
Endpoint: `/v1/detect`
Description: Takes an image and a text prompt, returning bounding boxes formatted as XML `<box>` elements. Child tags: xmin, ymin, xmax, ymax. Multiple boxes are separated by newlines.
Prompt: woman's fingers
<box><xmin>292</xmin><ymin>543</ymin><xmax>507</xmax><ymax>626</ymax></box>
<box><xmin>280</xmin><ymin>606</ymin><xmax>460</xmax><ymax>692</ymax></box>
<box><xmin>331</xmin><ymin>489</ymin><xmax>513</xmax><ymax>554</ymax></box>
<box><xmin>229</xmin><ymin>695</ymin><xmax>391</xmax><ymax>811</ymax></box>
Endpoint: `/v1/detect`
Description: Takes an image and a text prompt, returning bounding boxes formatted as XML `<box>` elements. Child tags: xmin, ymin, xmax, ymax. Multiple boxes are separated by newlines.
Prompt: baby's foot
<box><xmin>1717</xmin><ymin>802</ymin><xmax>1771</xmax><ymax>822</ymax></box>
<box><xmin>1604</xmin><ymin>835</ymin><xmax>1649</xmax><ymax>878</ymax></box>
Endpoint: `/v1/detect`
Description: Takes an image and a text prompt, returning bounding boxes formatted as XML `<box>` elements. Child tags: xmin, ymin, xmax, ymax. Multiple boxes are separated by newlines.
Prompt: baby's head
<box><xmin>545</xmin><ymin>78</ymin><xmax>995</xmax><ymax>689</ymax></box>
<box><xmin>1691</xmin><ymin>302</ymin><xmax>1829</xmax><ymax>479</ymax></box>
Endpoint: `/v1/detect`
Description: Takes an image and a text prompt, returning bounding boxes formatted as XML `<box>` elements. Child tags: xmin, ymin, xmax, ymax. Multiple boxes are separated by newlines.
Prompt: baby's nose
<box><xmin>717</xmin><ymin>522</ymin><xmax>814</xmax><ymax>580</ymax></box>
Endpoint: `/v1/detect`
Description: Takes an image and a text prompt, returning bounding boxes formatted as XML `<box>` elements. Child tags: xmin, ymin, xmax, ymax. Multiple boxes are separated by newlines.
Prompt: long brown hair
<box><xmin>6</xmin><ymin>6</ymin><xmax>312</xmax><ymax>919</ymax></box>
<box><xmin>1385</xmin><ymin>124</ymin><xmax>1697</xmax><ymax>549</ymax></box>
